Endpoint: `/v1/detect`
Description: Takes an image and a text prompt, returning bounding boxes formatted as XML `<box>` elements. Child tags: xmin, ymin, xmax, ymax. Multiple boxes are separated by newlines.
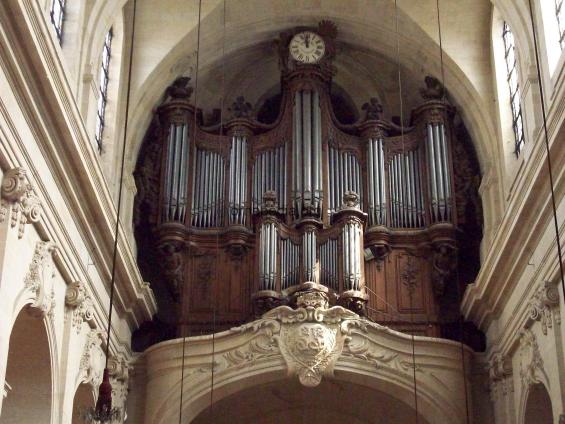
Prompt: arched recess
<box><xmin>523</xmin><ymin>383</ymin><xmax>553</xmax><ymax>424</ymax></box>
<box><xmin>71</xmin><ymin>383</ymin><xmax>96</xmax><ymax>424</ymax></box>
<box><xmin>2</xmin><ymin>307</ymin><xmax>53</xmax><ymax>424</ymax></box>
<box><xmin>191</xmin><ymin>379</ymin><xmax>430</xmax><ymax>424</ymax></box>
<box><xmin>151</xmin><ymin>363</ymin><xmax>459</xmax><ymax>424</ymax></box>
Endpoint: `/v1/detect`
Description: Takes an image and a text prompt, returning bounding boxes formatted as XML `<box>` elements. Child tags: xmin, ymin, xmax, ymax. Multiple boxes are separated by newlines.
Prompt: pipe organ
<box><xmin>134</xmin><ymin>24</ymin><xmax>482</xmax><ymax>341</ymax></box>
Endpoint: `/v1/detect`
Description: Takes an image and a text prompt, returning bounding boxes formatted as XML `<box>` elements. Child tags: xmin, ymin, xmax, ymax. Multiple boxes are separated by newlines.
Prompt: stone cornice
<box><xmin>0</xmin><ymin>0</ymin><xmax>156</xmax><ymax>328</ymax></box>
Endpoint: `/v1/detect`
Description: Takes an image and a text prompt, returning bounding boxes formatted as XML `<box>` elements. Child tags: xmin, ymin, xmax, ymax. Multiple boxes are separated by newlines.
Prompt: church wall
<box><xmin>0</xmin><ymin>0</ymin><xmax>156</xmax><ymax>422</ymax></box>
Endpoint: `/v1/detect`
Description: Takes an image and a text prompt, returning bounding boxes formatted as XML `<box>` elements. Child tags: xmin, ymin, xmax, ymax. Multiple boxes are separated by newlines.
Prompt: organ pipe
<box><xmin>252</xmin><ymin>144</ymin><xmax>287</xmax><ymax>214</ymax></box>
<box><xmin>366</xmin><ymin>138</ymin><xmax>385</xmax><ymax>226</ymax></box>
<box><xmin>292</xmin><ymin>90</ymin><xmax>322</xmax><ymax>218</ymax></box>
<box><xmin>302</xmin><ymin>228</ymin><xmax>317</xmax><ymax>282</ymax></box>
<box><xmin>163</xmin><ymin>123</ymin><xmax>190</xmax><ymax>222</ymax></box>
<box><xmin>281</xmin><ymin>238</ymin><xmax>300</xmax><ymax>289</ymax></box>
<box><xmin>319</xmin><ymin>239</ymin><xmax>338</xmax><ymax>291</ymax></box>
<box><xmin>191</xmin><ymin>148</ymin><xmax>225</xmax><ymax>227</ymax></box>
<box><xmin>328</xmin><ymin>147</ymin><xmax>362</xmax><ymax>216</ymax></box>
<box><xmin>259</xmin><ymin>221</ymin><xmax>278</xmax><ymax>291</ymax></box>
<box><xmin>229</xmin><ymin>136</ymin><xmax>248</xmax><ymax>225</ymax></box>
<box><xmin>387</xmin><ymin>149</ymin><xmax>425</xmax><ymax>228</ymax></box>
<box><xmin>342</xmin><ymin>220</ymin><xmax>362</xmax><ymax>291</ymax></box>
<box><xmin>426</xmin><ymin>123</ymin><xmax>452</xmax><ymax>223</ymax></box>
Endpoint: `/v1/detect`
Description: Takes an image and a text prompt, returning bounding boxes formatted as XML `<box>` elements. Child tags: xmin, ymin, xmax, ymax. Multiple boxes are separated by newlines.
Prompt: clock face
<box><xmin>289</xmin><ymin>31</ymin><xmax>326</xmax><ymax>64</ymax></box>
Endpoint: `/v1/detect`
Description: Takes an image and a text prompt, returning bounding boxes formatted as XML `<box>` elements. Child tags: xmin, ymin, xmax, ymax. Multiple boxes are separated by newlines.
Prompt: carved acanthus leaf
<box><xmin>79</xmin><ymin>330</ymin><xmax>106</xmax><ymax>388</ymax></box>
<box><xmin>24</xmin><ymin>241</ymin><xmax>57</xmax><ymax>318</ymax></box>
<box><xmin>519</xmin><ymin>329</ymin><xmax>545</xmax><ymax>388</ymax></box>
<box><xmin>0</xmin><ymin>167</ymin><xmax>42</xmax><ymax>238</ymax></box>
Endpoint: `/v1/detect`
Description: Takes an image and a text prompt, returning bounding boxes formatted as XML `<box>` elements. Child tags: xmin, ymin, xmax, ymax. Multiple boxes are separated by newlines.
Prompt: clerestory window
<box><xmin>556</xmin><ymin>0</ymin><xmax>565</xmax><ymax>49</ymax></box>
<box><xmin>502</xmin><ymin>22</ymin><xmax>525</xmax><ymax>156</ymax></box>
<box><xmin>95</xmin><ymin>29</ymin><xmax>113</xmax><ymax>151</ymax></box>
<box><xmin>49</xmin><ymin>0</ymin><xmax>65</xmax><ymax>42</ymax></box>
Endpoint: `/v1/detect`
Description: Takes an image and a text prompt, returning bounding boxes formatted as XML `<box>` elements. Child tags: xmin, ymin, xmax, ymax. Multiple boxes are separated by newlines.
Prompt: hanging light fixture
<box><xmin>84</xmin><ymin>0</ymin><xmax>138</xmax><ymax>422</ymax></box>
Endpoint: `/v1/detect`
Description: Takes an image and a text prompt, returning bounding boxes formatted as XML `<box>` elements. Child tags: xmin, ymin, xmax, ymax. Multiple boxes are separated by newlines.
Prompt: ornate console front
<box><xmin>133</xmin><ymin>22</ymin><xmax>483</xmax><ymax>345</ymax></box>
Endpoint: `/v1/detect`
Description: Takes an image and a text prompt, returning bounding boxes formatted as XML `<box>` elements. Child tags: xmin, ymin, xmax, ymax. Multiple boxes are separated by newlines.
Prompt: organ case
<box><xmin>134</xmin><ymin>25</ymin><xmax>482</xmax><ymax>341</ymax></box>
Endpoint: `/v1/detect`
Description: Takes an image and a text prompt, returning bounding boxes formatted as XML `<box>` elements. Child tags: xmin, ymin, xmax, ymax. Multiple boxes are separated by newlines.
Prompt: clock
<box><xmin>289</xmin><ymin>31</ymin><xmax>326</xmax><ymax>64</ymax></box>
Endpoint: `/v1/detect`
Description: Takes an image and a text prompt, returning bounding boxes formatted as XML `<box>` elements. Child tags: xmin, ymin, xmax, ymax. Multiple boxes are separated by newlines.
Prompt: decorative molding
<box><xmin>487</xmin><ymin>352</ymin><xmax>513</xmax><ymax>401</ymax></box>
<box><xmin>263</xmin><ymin>302</ymin><xmax>358</xmax><ymax>387</ymax></box>
<box><xmin>79</xmin><ymin>330</ymin><xmax>106</xmax><ymax>389</ymax></box>
<box><xmin>108</xmin><ymin>354</ymin><xmax>130</xmax><ymax>409</ymax></box>
<box><xmin>65</xmin><ymin>281</ymin><xmax>96</xmax><ymax>333</ymax></box>
<box><xmin>518</xmin><ymin>329</ymin><xmax>545</xmax><ymax>388</ymax></box>
<box><xmin>525</xmin><ymin>281</ymin><xmax>560</xmax><ymax>335</ymax></box>
<box><xmin>24</xmin><ymin>240</ymin><xmax>57</xmax><ymax>318</ymax></box>
<box><xmin>0</xmin><ymin>167</ymin><xmax>42</xmax><ymax>238</ymax></box>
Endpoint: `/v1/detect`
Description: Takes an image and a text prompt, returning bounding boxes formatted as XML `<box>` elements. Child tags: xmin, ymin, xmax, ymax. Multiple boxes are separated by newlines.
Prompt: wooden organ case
<box><xmin>134</xmin><ymin>22</ymin><xmax>483</xmax><ymax>344</ymax></box>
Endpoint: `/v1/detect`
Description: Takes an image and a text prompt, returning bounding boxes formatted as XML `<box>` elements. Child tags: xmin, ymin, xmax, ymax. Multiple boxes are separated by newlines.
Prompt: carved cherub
<box><xmin>420</xmin><ymin>75</ymin><xmax>445</xmax><ymax>100</ymax></box>
<box><xmin>361</xmin><ymin>98</ymin><xmax>384</xmax><ymax>121</ymax></box>
<box><xmin>228</xmin><ymin>96</ymin><xmax>253</xmax><ymax>119</ymax></box>
<box><xmin>165</xmin><ymin>76</ymin><xmax>193</xmax><ymax>100</ymax></box>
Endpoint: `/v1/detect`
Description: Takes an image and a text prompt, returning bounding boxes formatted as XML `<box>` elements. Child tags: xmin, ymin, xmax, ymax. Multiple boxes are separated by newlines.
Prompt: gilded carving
<box><xmin>65</xmin><ymin>281</ymin><xmax>96</xmax><ymax>333</ymax></box>
<box><xmin>0</xmin><ymin>167</ymin><xmax>42</xmax><ymax>238</ymax></box>
<box><xmin>24</xmin><ymin>241</ymin><xmax>57</xmax><ymax>318</ymax></box>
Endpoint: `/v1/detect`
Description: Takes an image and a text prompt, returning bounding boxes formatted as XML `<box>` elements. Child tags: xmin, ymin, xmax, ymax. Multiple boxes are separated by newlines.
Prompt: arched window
<box><xmin>95</xmin><ymin>28</ymin><xmax>113</xmax><ymax>151</ymax></box>
<box><xmin>502</xmin><ymin>22</ymin><xmax>525</xmax><ymax>156</ymax></box>
<box><xmin>49</xmin><ymin>0</ymin><xmax>65</xmax><ymax>42</ymax></box>
<box><xmin>556</xmin><ymin>0</ymin><xmax>565</xmax><ymax>49</ymax></box>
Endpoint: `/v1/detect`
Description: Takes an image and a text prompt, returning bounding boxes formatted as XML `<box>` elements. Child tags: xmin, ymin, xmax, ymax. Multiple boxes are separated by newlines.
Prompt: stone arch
<box><xmin>2</xmin><ymin>308</ymin><xmax>54</xmax><ymax>424</ymax></box>
<box><xmin>141</xmin><ymin>308</ymin><xmax>470</xmax><ymax>424</ymax></box>
<box><xmin>150</xmin><ymin>356</ymin><xmax>460</xmax><ymax>424</ymax></box>
<box><xmin>523</xmin><ymin>383</ymin><xmax>553</xmax><ymax>424</ymax></box>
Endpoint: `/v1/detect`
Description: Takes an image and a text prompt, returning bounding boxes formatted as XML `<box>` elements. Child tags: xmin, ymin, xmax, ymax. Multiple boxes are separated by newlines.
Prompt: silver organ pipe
<box><xmin>252</xmin><ymin>144</ymin><xmax>287</xmax><ymax>214</ymax></box>
<box><xmin>388</xmin><ymin>149</ymin><xmax>425</xmax><ymax>228</ymax></box>
<box><xmin>319</xmin><ymin>239</ymin><xmax>338</xmax><ymax>291</ymax></box>
<box><xmin>328</xmin><ymin>147</ymin><xmax>363</xmax><ymax>216</ymax></box>
<box><xmin>302</xmin><ymin>229</ymin><xmax>317</xmax><ymax>282</ymax></box>
<box><xmin>163</xmin><ymin>124</ymin><xmax>190</xmax><ymax>222</ymax></box>
<box><xmin>259</xmin><ymin>221</ymin><xmax>278</xmax><ymax>291</ymax></box>
<box><xmin>426</xmin><ymin>123</ymin><xmax>452</xmax><ymax>222</ymax></box>
<box><xmin>342</xmin><ymin>221</ymin><xmax>362</xmax><ymax>291</ymax></box>
<box><xmin>229</xmin><ymin>136</ymin><xmax>248</xmax><ymax>225</ymax></box>
<box><xmin>281</xmin><ymin>238</ymin><xmax>300</xmax><ymax>289</ymax></box>
<box><xmin>366</xmin><ymin>138</ymin><xmax>386</xmax><ymax>226</ymax></box>
<box><xmin>191</xmin><ymin>148</ymin><xmax>225</xmax><ymax>227</ymax></box>
<box><xmin>292</xmin><ymin>90</ymin><xmax>322</xmax><ymax>218</ymax></box>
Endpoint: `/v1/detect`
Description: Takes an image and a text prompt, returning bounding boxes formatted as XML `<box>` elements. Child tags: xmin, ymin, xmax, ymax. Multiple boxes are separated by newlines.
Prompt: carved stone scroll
<box><xmin>65</xmin><ymin>281</ymin><xmax>96</xmax><ymax>333</ymax></box>
<box><xmin>525</xmin><ymin>281</ymin><xmax>560</xmax><ymax>335</ymax></box>
<box><xmin>0</xmin><ymin>167</ymin><xmax>42</xmax><ymax>238</ymax></box>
